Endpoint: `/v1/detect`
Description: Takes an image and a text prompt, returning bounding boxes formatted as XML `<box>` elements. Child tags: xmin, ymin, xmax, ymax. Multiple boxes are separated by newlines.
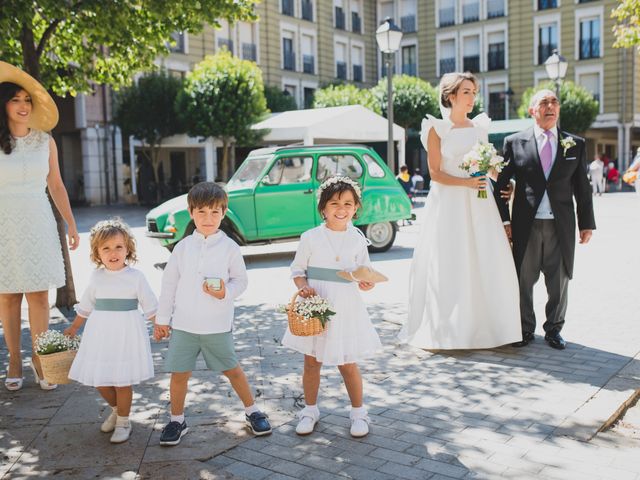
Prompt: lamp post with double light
<box><xmin>544</xmin><ymin>49</ymin><xmax>568</xmax><ymax>129</ymax></box>
<box><xmin>376</xmin><ymin>17</ymin><xmax>403</xmax><ymax>172</ymax></box>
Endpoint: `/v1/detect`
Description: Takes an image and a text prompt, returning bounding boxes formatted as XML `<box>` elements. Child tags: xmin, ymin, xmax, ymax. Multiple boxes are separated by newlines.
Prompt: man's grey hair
<box><xmin>529</xmin><ymin>89</ymin><xmax>557</xmax><ymax>109</ymax></box>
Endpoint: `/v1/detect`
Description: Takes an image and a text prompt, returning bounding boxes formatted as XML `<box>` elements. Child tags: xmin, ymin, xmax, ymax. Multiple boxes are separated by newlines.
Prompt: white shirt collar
<box><xmin>192</xmin><ymin>229</ymin><xmax>224</xmax><ymax>244</ymax></box>
<box><xmin>533</xmin><ymin>123</ymin><xmax>558</xmax><ymax>140</ymax></box>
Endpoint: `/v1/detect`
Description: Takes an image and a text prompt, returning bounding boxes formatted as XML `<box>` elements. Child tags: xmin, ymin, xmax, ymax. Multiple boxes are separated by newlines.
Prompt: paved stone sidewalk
<box><xmin>1</xmin><ymin>193</ymin><xmax>639</xmax><ymax>479</ymax></box>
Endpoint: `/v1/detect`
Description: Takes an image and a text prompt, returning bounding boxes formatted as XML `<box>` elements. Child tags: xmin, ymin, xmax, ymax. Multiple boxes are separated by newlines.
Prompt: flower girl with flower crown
<box><xmin>282</xmin><ymin>176</ymin><xmax>382</xmax><ymax>438</ymax></box>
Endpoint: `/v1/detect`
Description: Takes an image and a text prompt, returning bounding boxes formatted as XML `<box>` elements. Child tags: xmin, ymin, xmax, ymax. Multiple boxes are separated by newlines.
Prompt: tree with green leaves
<box><xmin>177</xmin><ymin>50</ymin><xmax>268</xmax><ymax>181</ymax></box>
<box><xmin>113</xmin><ymin>71</ymin><xmax>184</xmax><ymax>201</ymax></box>
<box><xmin>611</xmin><ymin>0</ymin><xmax>640</xmax><ymax>48</ymax></box>
<box><xmin>264</xmin><ymin>85</ymin><xmax>298</xmax><ymax>113</ymax></box>
<box><xmin>313</xmin><ymin>84</ymin><xmax>381</xmax><ymax>114</ymax></box>
<box><xmin>0</xmin><ymin>0</ymin><xmax>257</xmax><ymax>307</ymax></box>
<box><xmin>371</xmin><ymin>75</ymin><xmax>439</xmax><ymax>131</ymax></box>
<box><xmin>518</xmin><ymin>81</ymin><xmax>599</xmax><ymax>134</ymax></box>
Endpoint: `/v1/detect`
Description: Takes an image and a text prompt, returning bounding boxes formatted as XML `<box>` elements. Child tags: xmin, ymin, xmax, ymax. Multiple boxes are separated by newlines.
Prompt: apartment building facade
<box><xmin>56</xmin><ymin>0</ymin><xmax>638</xmax><ymax>204</ymax></box>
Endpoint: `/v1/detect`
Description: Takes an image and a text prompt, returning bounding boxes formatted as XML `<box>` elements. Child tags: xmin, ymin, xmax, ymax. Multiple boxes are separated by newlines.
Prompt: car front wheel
<box><xmin>363</xmin><ymin>222</ymin><xmax>396</xmax><ymax>253</ymax></box>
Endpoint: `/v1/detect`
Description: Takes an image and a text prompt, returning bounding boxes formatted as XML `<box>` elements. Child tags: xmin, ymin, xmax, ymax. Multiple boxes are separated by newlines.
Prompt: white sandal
<box><xmin>29</xmin><ymin>360</ymin><xmax>57</xmax><ymax>390</ymax></box>
<box><xmin>4</xmin><ymin>371</ymin><xmax>23</xmax><ymax>391</ymax></box>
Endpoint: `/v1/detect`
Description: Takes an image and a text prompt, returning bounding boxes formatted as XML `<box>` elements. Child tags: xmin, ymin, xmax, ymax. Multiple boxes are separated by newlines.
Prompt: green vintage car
<box><xmin>145</xmin><ymin>144</ymin><xmax>413</xmax><ymax>252</ymax></box>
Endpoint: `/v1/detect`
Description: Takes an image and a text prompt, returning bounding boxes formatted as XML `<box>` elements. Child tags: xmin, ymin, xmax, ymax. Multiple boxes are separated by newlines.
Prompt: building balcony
<box><xmin>463</xmin><ymin>55</ymin><xmax>480</xmax><ymax>72</ymax></box>
<box><xmin>218</xmin><ymin>38</ymin><xmax>234</xmax><ymax>53</ymax></box>
<box><xmin>401</xmin><ymin>14</ymin><xmax>416</xmax><ymax>33</ymax></box>
<box><xmin>336</xmin><ymin>61</ymin><xmax>347</xmax><ymax>80</ymax></box>
<box><xmin>303</xmin><ymin>54</ymin><xmax>315</xmax><ymax>74</ymax></box>
<box><xmin>487</xmin><ymin>47</ymin><xmax>505</xmax><ymax>70</ymax></box>
<box><xmin>439</xmin><ymin>7</ymin><xmax>455</xmax><ymax>27</ymax></box>
<box><xmin>353</xmin><ymin>64</ymin><xmax>363</xmax><ymax>82</ymax></box>
<box><xmin>487</xmin><ymin>0</ymin><xmax>505</xmax><ymax>18</ymax></box>
<box><xmin>538</xmin><ymin>43</ymin><xmax>556</xmax><ymax>64</ymax></box>
<box><xmin>335</xmin><ymin>7</ymin><xmax>345</xmax><ymax>30</ymax></box>
<box><xmin>538</xmin><ymin>0</ymin><xmax>557</xmax><ymax>10</ymax></box>
<box><xmin>352</xmin><ymin>13</ymin><xmax>361</xmax><ymax>33</ymax></box>
<box><xmin>402</xmin><ymin>63</ymin><xmax>417</xmax><ymax>76</ymax></box>
<box><xmin>439</xmin><ymin>58</ymin><xmax>456</xmax><ymax>75</ymax></box>
<box><xmin>462</xmin><ymin>3</ymin><xmax>480</xmax><ymax>23</ymax></box>
<box><xmin>242</xmin><ymin>43</ymin><xmax>257</xmax><ymax>61</ymax></box>
<box><xmin>283</xmin><ymin>51</ymin><xmax>296</xmax><ymax>71</ymax></box>
<box><xmin>282</xmin><ymin>0</ymin><xmax>294</xmax><ymax>16</ymax></box>
<box><xmin>301</xmin><ymin>0</ymin><xmax>313</xmax><ymax>21</ymax></box>
<box><xmin>580</xmin><ymin>38</ymin><xmax>600</xmax><ymax>59</ymax></box>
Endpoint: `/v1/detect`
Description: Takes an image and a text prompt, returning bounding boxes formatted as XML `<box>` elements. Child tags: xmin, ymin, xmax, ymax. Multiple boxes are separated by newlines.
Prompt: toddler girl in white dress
<box><xmin>282</xmin><ymin>177</ymin><xmax>382</xmax><ymax>438</ymax></box>
<box><xmin>65</xmin><ymin>219</ymin><xmax>157</xmax><ymax>444</ymax></box>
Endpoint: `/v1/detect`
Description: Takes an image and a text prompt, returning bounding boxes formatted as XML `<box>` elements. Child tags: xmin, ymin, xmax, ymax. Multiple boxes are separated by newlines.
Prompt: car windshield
<box><xmin>227</xmin><ymin>156</ymin><xmax>272</xmax><ymax>190</ymax></box>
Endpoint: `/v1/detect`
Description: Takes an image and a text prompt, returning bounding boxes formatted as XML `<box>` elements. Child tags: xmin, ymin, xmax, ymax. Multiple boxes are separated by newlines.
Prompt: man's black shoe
<box><xmin>160</xmin><ymin>420</ymin><xmax>189</xmax><ymax>446</ymax></box>
<box><xmin>246</xmin><ymin>411</ymin><xmax>272</xmax><ymax>436</ymax></box>
<box><xmin>544</xmin><ymin>332</ymin><xmax>566</xmax><ymax>350</ymax></box>
<box><xmin>511</xmin><ymin>332</ymin><xmax>534</xmax><ymax>348</ymax></box>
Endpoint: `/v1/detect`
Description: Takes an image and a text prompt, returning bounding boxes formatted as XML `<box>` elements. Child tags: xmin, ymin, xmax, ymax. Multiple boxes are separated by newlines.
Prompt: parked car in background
<box><xmin>146</xmin><ymin>144</ymin><xmax>413</xmax><ymax>253</ymax></box>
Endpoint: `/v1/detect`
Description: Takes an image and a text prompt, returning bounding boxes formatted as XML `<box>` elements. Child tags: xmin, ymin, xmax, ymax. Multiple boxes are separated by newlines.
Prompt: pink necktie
<box><xmin>540</xmin><ymin>130</ymin><xmax>553</xmax><ymax>174</ymax></box>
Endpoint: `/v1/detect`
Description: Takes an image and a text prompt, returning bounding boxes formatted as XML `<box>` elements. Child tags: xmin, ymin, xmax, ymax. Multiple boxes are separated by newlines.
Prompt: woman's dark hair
<box><xmin>317</xmin><ymin>179</ymin><xmax>362</xmax><ymax>219</ymax></box>
<box><xmin>0</xmin><ymin>82</ymin><xmax>24</xmax><ymax>155</ymax></box>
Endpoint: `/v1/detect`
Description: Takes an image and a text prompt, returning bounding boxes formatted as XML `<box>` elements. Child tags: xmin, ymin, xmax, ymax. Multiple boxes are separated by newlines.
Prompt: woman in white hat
<box><xmin>0</xmin><ymin>62</ymin><xmax>79</xmax><ymax>391</ymax></box>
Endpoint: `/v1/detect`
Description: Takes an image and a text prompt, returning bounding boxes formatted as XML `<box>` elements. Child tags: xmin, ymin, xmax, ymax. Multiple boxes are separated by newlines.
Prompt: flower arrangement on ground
<box><xmin>459</xmin><ymin>141</ymin><xmax>508</xmax><ymax>198</ymax></box>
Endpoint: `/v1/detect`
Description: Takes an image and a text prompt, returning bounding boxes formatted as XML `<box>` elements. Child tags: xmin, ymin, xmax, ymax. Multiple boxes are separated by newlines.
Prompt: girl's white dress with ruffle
<box><xmin>399</xmin><ymin>113</ymin><xmax>521</xmax><ymax>349</ymax></box>
<box><xmin>69</xmin><ymin>267</ymin><xmax>157</xmax><ymax>386</ymax></box>
<box><xmin>0</xmin><ymin>130</ymin><xmax>65</xmax><ymax>293</ymax></box>
<box><xmin>282</xmin><ymin>225</ymin><xmax>382</xmax><ymax>366</ymax></box>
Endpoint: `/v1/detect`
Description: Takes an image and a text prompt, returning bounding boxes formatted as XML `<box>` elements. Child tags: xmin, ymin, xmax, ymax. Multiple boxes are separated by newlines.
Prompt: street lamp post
<box><xmin>544</xmin><ymin>49</ymin><xmax>568</xmax><ymax>128</ymax></box>
<box><xmin>376</xmin><ymin>17</ymin><xmax>403</xmax><ymax>172</ymax></box>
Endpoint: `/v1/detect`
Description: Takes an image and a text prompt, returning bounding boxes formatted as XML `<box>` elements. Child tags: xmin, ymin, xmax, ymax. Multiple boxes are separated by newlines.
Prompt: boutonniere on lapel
<box><xmin>560</xmin><ymin>137</ymin><xmax>576</xmax><ymax>155</ymax></box>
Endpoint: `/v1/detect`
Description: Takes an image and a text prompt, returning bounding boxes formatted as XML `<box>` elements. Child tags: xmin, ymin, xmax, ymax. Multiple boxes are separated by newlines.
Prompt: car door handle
<box><xmin>303</xmin><ymin>189</ymin><xmax>313</xmax><ymax>194</ymax></box>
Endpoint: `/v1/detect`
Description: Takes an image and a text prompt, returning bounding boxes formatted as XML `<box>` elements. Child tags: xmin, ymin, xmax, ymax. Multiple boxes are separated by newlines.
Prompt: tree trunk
<box><xmin>21</xmin><ymin>26</ymin><xmax>76</xmax><ymax>310</ymax></box>
<box><xmin>151</xmin><ymin>143</ymin><xmax>162</xmax><ymax>202</ymax></box>
<box><xmin>230</xmin><ymin>142</ymin><xmax>236</xmax><ymax>176</ymax></box>
<box><xmin>221</xmin><ymin>138</ymin><xmax>230</xmax><ymax>181</ymax></box>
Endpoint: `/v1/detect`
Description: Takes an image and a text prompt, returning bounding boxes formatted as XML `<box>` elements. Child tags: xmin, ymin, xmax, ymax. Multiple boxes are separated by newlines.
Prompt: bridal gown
<box><xmin>399</xmin><ymin>113</ymin><xmax>521</xmax><ymax>349</ymax></box>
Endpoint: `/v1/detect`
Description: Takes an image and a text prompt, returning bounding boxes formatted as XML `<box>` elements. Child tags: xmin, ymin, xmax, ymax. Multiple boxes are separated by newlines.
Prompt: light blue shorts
<box><xmin>165</xmin><ymin>329</ymin><xmax>238</xmax><ymax>373</ymax></box>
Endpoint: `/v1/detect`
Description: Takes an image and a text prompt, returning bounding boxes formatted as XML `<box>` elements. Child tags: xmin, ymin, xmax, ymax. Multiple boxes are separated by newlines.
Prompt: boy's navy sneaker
<box><xmin>245</xmin><ymin>411</ymin><xmax>272</xmax><ymax>436</ymax></box>
<box><xmin>159</xmin><ymin>420</ymin><xmax>189</xmax><ymax>446</ymax></box>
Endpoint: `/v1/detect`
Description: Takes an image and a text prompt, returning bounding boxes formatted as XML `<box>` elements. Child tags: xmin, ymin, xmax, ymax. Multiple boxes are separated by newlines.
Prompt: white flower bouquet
<box><xmin>459</xmin><ymin>141</ymin><xmax>508</xmax><ymax>198</ymax></box>
<box><xmin>280</xmin><ymin>294</ymin><xmax>335</xmax><ymax>336</ymax></box>
<box><xmin>34</xmin><ymin>330</ymin><xmax>81</xmax><ymax>385</ymax></box>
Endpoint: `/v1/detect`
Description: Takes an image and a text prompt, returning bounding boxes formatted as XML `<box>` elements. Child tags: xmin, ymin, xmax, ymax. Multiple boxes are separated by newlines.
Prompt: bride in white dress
<box><xmin>399</xmin><ymin>72</ymin><xmax>521</xmax><ymax>350</ymax></box>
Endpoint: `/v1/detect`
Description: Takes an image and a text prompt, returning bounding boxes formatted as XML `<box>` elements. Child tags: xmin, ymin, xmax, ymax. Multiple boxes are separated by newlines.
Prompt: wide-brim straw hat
<box><xmin>336</xmin><ymin>266</ymin><xmax>388</xmax><ymax>283</ymax></box>
<box><xmin>0</xmin><ymin>61</ymin><xmax>58</xmax><ymax>131</ymax></box>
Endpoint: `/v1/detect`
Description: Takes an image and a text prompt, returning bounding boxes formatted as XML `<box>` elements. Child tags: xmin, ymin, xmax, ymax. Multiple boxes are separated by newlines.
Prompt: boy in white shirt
<box><xmin>154</xmin><ymin>182</ymin><xmax>271</xmax><ymax>446</ymax></box>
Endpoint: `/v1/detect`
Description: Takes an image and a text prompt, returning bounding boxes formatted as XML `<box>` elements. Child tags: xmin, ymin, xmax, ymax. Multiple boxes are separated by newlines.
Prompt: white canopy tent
<box><xmin>251</xmin><ymin>105</ymin><xmax>406</xmax><ymax>168</ymax></box>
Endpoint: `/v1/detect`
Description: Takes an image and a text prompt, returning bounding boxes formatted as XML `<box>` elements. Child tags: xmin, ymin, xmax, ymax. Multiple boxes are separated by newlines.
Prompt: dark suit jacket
<box><xmin>494</xmin><ymin>127</ymin><xmax>596</xmax><ymax>279</ymax></box>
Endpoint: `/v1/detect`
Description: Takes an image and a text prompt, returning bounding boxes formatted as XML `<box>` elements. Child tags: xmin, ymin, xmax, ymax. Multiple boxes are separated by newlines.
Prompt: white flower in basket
<box><xmin>34</xmin><ymin>330</ymin><xmax>81</xmax><ymax>385</ymax></box>
<box><xmin>279</xmin><ymin>294</ymin><xmax>336</xmax><ymax>336</ymax></box>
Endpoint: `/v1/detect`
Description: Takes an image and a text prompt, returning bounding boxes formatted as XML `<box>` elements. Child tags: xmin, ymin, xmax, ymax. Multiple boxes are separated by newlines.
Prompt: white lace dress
<box><xmin>0</xmin><ymin>130</ymin><xmax>65</xmax><ymax>293</ymax></box>
<box><xmin>399</xmin><ymin>113</ymin><xmax>521</xmax><ymax>349</ymax></box>
<box><xmin>281</xmin><ymin>225</ymin><xmax>383</xmax><ymax>366</ymax></box>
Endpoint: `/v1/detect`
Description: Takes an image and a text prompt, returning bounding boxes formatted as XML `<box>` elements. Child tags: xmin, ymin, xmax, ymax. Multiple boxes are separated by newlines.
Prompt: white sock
<box><xmin>116</xmin><ymin>415</ymin><xmax>129</xmax><ymax>426</ymax></box>
<box><xmin>171</xmin><ymin>414</ymin><xmax>185</xmax><ymax>424</ymax></box>
<box><xmin>350</xmin><ymin>406</ymin><xmax>367</xmax><ymax>419</ymax></box>
<box><xmin>303</xmin><ymin>404</ymin><xmax>320</xmax><ymax>416</ymax></box>
<box><xmin>245</xmin><ymin>404</ymin><xmax>260</xmax><ymax>416</ymax></box>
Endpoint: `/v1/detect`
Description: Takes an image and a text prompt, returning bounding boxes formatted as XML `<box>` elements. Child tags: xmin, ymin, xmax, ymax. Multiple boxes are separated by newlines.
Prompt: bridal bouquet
<box><xmin>459</xmin><ymin>141</ymin><xmax>508</xmax><ymax>198</ymax></box>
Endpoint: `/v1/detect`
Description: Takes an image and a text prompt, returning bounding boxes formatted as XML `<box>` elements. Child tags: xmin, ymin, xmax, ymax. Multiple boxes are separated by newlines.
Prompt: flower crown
<box><xmin>90</xmin><ymin>217</ymin><xmax>132</xmax><ymax>238</ymax></box>
<box><xmin>318</xmin><ymin>176</ymin><xmax>362</xmax><ymax>199</ymax></box>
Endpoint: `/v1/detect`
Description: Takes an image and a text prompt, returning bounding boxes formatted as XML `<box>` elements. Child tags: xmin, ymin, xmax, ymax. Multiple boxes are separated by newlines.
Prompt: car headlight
<box><xmin>165</xmin><ymin>213</ymin><xmax>177</xmax><ymax>233</ymax></box>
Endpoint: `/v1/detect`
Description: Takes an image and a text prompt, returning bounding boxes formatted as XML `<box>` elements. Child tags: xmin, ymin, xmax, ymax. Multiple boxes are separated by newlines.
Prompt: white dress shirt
<box><xmin>533</xmin><ymin>124</ymin><xmax>558</xmax><ymax>219</ymax></box>
<box><xmin>155</xmin><ymin>230</ymin><xmax>248</xmax><ymax>334</ymax></box>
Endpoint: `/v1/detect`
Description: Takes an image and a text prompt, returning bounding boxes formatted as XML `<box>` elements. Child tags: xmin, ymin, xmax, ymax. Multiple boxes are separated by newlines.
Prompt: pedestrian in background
<box><xmin>588</xmin><ymin>154</ymin><xmax>605</xmax><ymax>196</ymax></box>
<box><xmin>65</xmin><ymin>219</ymin><xmax>157</xmax><ymax>444</ymax></box>
<box><xmin>0</xmin><ymin>61</ymin><xmax>79</xmax><ymax>392</ymax></box>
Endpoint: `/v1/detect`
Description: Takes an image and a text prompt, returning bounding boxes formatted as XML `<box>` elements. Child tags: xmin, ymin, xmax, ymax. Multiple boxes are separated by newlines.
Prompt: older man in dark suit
<box><xmin>495</xmin><ymin>89</ymin><xmax>596</xmax><ymax>350</ymax></box>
